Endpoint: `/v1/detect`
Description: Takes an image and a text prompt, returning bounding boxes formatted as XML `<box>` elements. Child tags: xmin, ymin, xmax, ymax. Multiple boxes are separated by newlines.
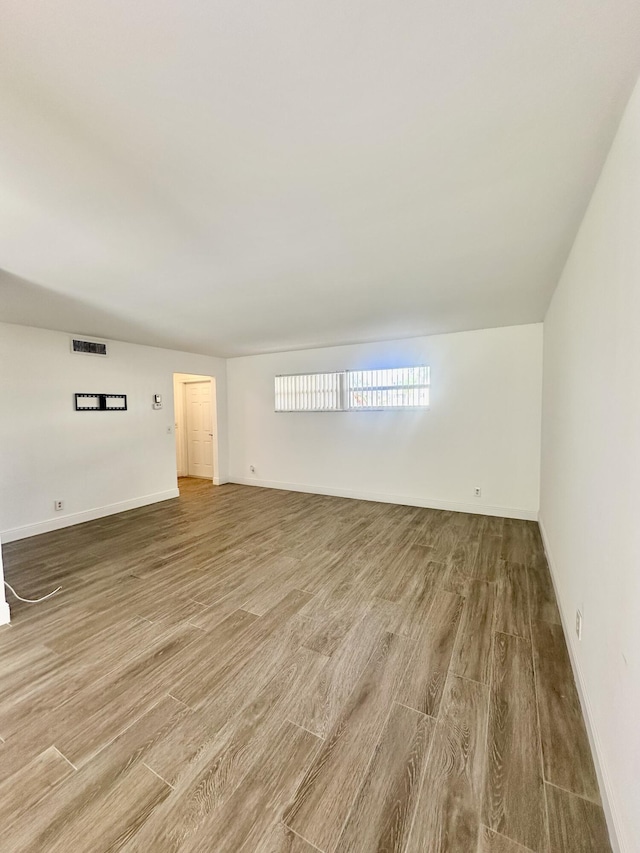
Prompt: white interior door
<box><xmin>185</xmin><ymin>381</ymin><xmax>214</xmax><ymax>479</ymax></box>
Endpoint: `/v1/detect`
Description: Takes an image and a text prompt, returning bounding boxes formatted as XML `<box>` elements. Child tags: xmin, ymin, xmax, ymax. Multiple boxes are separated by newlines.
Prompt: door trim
<box><xmin>174</xmin><ymin>375</ymin><xmax>217</xmax><ymax>484</ymax></box>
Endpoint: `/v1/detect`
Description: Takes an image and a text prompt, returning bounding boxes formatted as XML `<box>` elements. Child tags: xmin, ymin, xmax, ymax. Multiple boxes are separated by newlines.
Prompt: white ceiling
<box><xmin>1</xmin><ymin>1</ymin><xmax>639</xmax><ymax>357</ymax></box>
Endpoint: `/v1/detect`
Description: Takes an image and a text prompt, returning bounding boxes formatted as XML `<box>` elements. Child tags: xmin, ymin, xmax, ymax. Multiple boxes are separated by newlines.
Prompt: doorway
<box><xmin>173</xmin><ymin>373</ymin><xmax>217</xmax><ymax>487</ymax></box>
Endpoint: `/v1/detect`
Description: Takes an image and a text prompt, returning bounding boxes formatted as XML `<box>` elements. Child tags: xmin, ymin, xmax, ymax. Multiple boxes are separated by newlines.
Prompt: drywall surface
<box><xmin>0</xmin><ymin>536</ymin><xmax>9</xmax><ymax>623</ymax></box>
<box><xmin>540</xmin><ymin>78</ymin><xmax>640</xmax><ymax>852</ymax></box>
<box><xmin>0</xmin><ymin>323</ymin><xmax>227</xmax><ymax>541</ymax></box>
<box><xmin>227</xmin><ymin>324</ymin><xmax>543</xmax><ymax>518</ymax></box>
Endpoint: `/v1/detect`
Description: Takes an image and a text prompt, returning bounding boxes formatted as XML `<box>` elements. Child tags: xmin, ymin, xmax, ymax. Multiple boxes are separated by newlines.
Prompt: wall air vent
<box><xmin>71</xmin><ymin>338</ymin><xmax>108</xmax><ymax>357</ymax></box>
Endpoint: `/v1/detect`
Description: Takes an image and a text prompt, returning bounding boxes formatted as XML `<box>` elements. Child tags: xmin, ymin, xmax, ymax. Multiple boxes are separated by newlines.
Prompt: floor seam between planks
<box><xmin>52</xmin><ymin>746</ymin><xmax>77</xmax><ymax>771</ymax></box>
<box><xmin>288</xmin><ymin>824</ymin><xmax>326</xmax><ymax>852</ymax></box>
<box><xmin>544</xmin><ymin>778</ymin><xmax>603</xmax><ymax>805</ymax></box>
<box><xmin>142</xmin><ymin>762</ymin><xmax>175</xmax><ymax>789</ymax></box>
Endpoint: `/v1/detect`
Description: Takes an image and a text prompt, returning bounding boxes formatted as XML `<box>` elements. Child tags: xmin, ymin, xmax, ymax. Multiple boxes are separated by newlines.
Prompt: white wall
<box><xmin>540</xmin><ymin>78</ymin><xmax>640</xmax><ymax>853</ymax></box>
<box><xmin>0</xmin><ymin>536</ymin><xmax>10</xmax><ymax>624</ymax></box>
<box><xmin>174</xmin><ymin>373</ymin><xmax>187</xmax><ymax>476</ymax></box>
<box><xmin>227</xmin><ymin>324</ymin><xmax>543</xmax><ymax>519</ymax></box>
<box><xmin>0</xmin><ymin>322</ymin><xmax>228</xmax><ymax>542</ymax></box>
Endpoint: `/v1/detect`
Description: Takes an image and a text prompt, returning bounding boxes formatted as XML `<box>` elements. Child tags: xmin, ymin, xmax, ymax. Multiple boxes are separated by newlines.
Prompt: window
<box><xmin>274</xmin><ymin>372</ymin><xmax>343</xmax><ymax>412</ymax></box>
<box><xmin>275</xmin><ymin>366</ymin><xmax>429</xmax><ymax>412</ymax></box>
<box><xmin>348</xmin><ymin>366</ymin><xmax>430</xmax><ymax>409</ymax></box>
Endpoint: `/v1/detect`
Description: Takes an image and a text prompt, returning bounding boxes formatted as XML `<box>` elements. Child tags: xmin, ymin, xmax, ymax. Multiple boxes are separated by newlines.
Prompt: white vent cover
<box><xmin>71</xmin><ymin>337</ymin><xmax>108</xmax><ymax>356</ymax></box>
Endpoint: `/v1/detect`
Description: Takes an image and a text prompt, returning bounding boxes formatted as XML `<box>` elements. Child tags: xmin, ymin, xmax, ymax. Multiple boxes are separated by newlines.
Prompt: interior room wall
<box><xmin>0</xmin><ymin>322</ymin><xmax>228</xmax><ymax>542</ymax></box>
<box><xmin>0</xmin><ymin>537</ymin><xmax>9</xmax><ymax>624</ymax></box>
<box><xmin>173</xmin><ymin>374</ymin><xmax>187</xmax><ymax>477</ymax></box>
<box><xmin>227</xmin><ymin>323</ymin><xmax>543</xmax><ymax>519</ymax></box>
<box><xmin>540</xmin><ymin>77</ymin><xmax>640</xmax><ymax>853</ymax></box>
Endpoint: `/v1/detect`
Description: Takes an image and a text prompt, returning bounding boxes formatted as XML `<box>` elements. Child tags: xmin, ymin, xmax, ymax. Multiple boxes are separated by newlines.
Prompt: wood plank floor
<box><xmin>0</xmin><ymin>478</ymin><xmax>611</xmax><ymax>852</ymax></box>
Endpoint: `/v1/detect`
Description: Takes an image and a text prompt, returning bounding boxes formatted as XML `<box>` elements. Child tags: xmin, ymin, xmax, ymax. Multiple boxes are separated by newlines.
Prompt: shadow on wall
<box><xmin>0</xmin><ymin>267</ymin><xmax>190</xmax><ymax>352</ymax></box>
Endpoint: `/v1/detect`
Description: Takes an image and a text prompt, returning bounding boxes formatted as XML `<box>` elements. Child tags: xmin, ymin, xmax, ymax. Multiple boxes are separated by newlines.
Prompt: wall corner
<box><xmin>0</xmin><ymin>536</ymin><xmax>10</xmax><ymax>625</ymax></box>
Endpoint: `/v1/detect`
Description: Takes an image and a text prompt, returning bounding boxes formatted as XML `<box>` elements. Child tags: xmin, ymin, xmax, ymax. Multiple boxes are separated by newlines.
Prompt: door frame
<box><xmin>173</xmin><ymin>373</ymin><xmax>219</xmax><ymax>484</ymax></box>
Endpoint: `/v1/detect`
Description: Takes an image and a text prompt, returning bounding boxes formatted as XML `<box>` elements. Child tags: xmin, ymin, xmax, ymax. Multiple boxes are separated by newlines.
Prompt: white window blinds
<box><xmin>275</xmin><ymin>366</ymin><xmax>429</xmax><ymax>412</ymax></box>
<box><xmin>274</xmin><ymin>372</ymin><xmax>343</xmax><ymax>412</ymax></box>
<box><xmin>347</xmin><ymin>366</ymin><xmax>430</xmax><ymax>409</ymax></box>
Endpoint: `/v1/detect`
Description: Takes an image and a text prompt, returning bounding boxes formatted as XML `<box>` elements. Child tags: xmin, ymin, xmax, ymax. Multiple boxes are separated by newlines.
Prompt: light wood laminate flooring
<box><xmin>0</xmin><ymin>478</ymin><xmax>610</xmax><ymax>852</ymax></box>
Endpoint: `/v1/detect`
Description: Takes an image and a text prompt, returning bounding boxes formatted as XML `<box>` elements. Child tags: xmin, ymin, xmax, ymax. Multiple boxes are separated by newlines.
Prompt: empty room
<box><xmin>0</xmin><ymin>1</ymin><xmax>639</xmax><ymax>851</ymax></box>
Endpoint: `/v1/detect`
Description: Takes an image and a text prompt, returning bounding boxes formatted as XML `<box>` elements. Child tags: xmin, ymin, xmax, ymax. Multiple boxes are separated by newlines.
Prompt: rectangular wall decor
<box><xmin>75</xmin><ymin>393</ymin><xmax>127</xmax><ymax>411</ymax></box>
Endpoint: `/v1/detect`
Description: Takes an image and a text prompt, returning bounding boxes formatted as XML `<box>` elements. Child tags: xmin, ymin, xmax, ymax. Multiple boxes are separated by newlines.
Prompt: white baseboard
<box><xmin>538</xmin><ymin>514</ymin><xmax>623</xmax><ymax>853</ymax></box>
<box><xmin>0</xmin><ymin>489</ymin><xmax>180</xmax><ymax>543</ymax></box>
<box><xmin>0</xmin><ymin>600</ymin><xmax>10</xmax><ymax>625</ymax></box>
<box><xmin>230</xmin><ymin>476</ymin><xmax>538</xmax><ymax>520</ymax></box>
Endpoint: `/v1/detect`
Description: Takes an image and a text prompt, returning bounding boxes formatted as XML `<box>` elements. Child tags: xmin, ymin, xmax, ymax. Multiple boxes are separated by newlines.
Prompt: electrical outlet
<box><xmin>250</xmin><ymin>465</ymin><xmax>256</xmax><ymax>473</ymax></box>
<box><xmin>474</xmin><ymin>487</ymin><xmax>482</xmax><ymax>497</ymax></box>
<box><xmin>54</xmin><ymin>500</ymin><xmax>64</xmax><ymax>512</ymax></box>
<box><xmin>575</xmin><ymin>609</ymin><xmax>583</xmax><ymax>640</ymax></box>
